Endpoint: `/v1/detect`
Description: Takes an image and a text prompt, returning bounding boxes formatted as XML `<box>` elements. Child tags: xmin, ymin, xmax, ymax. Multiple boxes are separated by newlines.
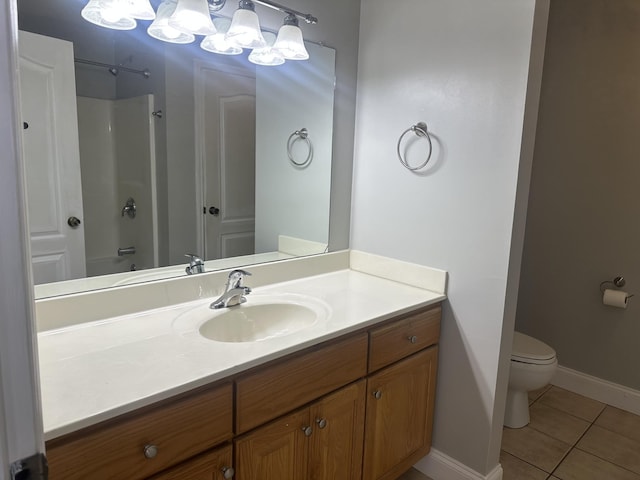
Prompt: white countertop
<box><xmin>38</xmin><ymin>266</ymin><xmax>445</xmax><ymax>441</ymax></box>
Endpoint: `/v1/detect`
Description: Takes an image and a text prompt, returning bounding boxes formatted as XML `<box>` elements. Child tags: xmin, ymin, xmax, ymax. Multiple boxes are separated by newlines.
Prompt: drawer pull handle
<box><xmin>316</xmin><ymin>418</ymin><xmax>327</xmax><ymax>429</ymax></box>
<box><xmin>408</xmin><ymin>335</ymin><xmax>418</xmax><ymax>344</ymax></box>
<box><xmin>373</xmin><ymin>390</ymin><xmax>382</xmax><ymax>400</ymax></box>
<box><xmin>143</xmin><ymin>444</ymin><xmax>158</xmax><ymax>459</ymax></box>
<box><xmin>302</xmin><ymin>426</ymin><xmax>313</xmax><ymax>437</ymax></box>
<box><xmin>221</xmin><ymin>466</ymin><xmax>235</xmax><ymax>479</ymax></box>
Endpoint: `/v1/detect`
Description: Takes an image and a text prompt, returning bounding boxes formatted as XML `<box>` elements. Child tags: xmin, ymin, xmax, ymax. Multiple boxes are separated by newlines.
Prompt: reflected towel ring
<box><xmin>397</xmin><ymin>121</ymin><xmax>433</xmax><ymax>171</ymax></box>
<box><xmin>287</xmin><ymin>128</ymin><xmax>313</xmax><ymax>167</ymax></box>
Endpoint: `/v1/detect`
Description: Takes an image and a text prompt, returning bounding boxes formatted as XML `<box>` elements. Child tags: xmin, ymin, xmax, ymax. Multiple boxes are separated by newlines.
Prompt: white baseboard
<box><xmin>414</xmin><ymin>449</ymin><xmax>503</xmax><ymax>480</ymax></box>
<box><xmin>553</xmin><ymin>365</ymin><xmax>640</xmax><ymax>416</ymax></box>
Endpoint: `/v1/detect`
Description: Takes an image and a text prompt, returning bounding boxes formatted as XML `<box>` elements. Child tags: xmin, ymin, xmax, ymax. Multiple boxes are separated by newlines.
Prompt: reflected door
<box><xmin>199</xmin><ymin>65</ymin><xmax>256</xmax><ymax>260</ymax></box>
<box><xmin>18</xmin><ymin>30</ymin><xmax>86</xmax><ymax>283</ymax></box>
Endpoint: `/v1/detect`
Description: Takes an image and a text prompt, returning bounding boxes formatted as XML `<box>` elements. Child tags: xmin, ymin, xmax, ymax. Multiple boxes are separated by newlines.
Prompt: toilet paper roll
<box><xmin>603</xmin><ymin>288</ymin><xmax>629</xmax><ymax>309</ymax></box>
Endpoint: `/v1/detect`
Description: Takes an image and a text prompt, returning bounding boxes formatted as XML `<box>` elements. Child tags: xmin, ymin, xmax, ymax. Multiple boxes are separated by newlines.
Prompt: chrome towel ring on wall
<box><xmin>397</xmin><ymin>121</ymin><xmax>433</xmax><ymax>171</ymax></box>
<box><xmin>287</xmin><ymin>127</ymin><xmax>313</xmax><ymax>167</ymax></box>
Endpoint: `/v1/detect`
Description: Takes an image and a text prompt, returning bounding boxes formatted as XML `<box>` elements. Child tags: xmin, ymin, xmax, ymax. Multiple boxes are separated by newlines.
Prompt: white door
<box><xmin>196</xmin><ymin>64</ymin><xmax>256</xmax><ymax>260</ymax></box>
<box><xmin>0</xmin><ymin>6</ymin><xmax>45</xmax><ymax>476</ymax></box>
<box><xmin>18</xmin><ymin>30</ymin><xmax>86</xmax><ymax>284</ymax></box>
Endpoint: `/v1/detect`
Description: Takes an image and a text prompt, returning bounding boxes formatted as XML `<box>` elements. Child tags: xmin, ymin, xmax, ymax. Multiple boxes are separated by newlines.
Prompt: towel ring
<box><xmin>397</xmin><ymin>121</ymin><xmax>433</xmax><ymax>171</ymax></box>
<box><xmin>287</xmin><ymin>128</ymin><xmax>313</xmax><ymax>167</ymax></box>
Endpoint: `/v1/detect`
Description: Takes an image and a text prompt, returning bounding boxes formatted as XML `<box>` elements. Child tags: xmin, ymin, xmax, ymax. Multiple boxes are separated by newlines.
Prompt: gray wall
<box><xmin>517</xmin><ymin>0</ymin><xmax>640</xmax><ymax>390</ymax></box>
<box><xmin>351</xmin><ymin>0</ymin><xmax>541</xmax><ymax>475</ymax></box>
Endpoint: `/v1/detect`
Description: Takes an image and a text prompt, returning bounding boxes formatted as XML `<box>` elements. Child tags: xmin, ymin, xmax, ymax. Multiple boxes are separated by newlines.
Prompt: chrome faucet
<box><xmin>210</xmin><ymin>269</ymin><xmax>252</xmax><ymax>309</ymax></box>
<box><xmin>185</xmin><ymin>253</ymin><xmax>205</xmax><ymax>275</ymax></box>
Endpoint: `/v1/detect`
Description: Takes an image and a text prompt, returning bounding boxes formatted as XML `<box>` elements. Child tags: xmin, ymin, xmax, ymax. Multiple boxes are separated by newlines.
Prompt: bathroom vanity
<box><xmin>36</xmin><ymin>252</ymin><xmax>446</xmax><ymax>480</ymax></box>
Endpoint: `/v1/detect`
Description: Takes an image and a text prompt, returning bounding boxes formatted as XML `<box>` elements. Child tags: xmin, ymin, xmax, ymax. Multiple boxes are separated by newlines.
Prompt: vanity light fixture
<box><xmin>148</xmin><ymin>1</ymin><xmax>196</xmax><ymax>44</ymax></box>
<box><xmin>272</xmin><ymin>13</ymin><xmax>308</xmax><ymax>60</ymax></box>
<box><xmin>168</xmin><ymin>0</ymin><xmax>217</xmax><ymax>36</ymax></box>
<box><xmin>201</xmin><ymin>18</ymin><xmax>243</xmax><ymax>54</ymax></box>
<box><xmin>81</xmin><ymin>0</ymin><xmax>138</xmax><ymax>30</ymax></box>
<box><xmin>248</xmin><ymin>31</ymin><xmax>284</xmax><ymax>66</ymax></box>
<box><xmin>80</xmin><ymin>0</ymin><xmax>316</xmax><ymax>63</ymax></box>
<box><xmin>225</xmin><ymin>0</ymin><xmax>266</xmax><ymax>49</ymax></box>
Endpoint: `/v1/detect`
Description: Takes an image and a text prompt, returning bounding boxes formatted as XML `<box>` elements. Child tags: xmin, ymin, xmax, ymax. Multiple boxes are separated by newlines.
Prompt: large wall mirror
<box><xmin>17</xmin><ymin>0</ymin><xmax>336</xmax><ymax>299</ymax></box>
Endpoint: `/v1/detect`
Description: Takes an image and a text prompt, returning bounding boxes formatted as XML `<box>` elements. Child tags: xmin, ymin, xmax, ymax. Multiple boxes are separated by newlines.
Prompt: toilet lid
<box><xmin>511</xmin><ymin>332</ymin><xmax>556</xmax><ymax>364</ymax></box>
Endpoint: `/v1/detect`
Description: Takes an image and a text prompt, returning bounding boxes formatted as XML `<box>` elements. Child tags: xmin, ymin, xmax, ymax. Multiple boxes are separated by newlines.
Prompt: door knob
<box><xmin>209</xmin><ymin>206</ymin><xmax>220</xmax><ymax>216</ymax></box>
<box><xmin>67</xmin><ymin>216</ymin><xmax>81</xmax><ymax>228</ymax></box>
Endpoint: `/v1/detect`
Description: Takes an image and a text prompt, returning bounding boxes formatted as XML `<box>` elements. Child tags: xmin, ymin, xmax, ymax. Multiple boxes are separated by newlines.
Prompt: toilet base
<box><xmin>504</xmin><ymin>389</ymin><xmax>529</xmax><ymax>428</ymax></box>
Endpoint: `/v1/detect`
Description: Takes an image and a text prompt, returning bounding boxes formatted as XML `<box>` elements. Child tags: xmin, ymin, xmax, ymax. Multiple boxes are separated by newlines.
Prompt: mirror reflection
<box><xmin>17</xmin><ymin>0</ymin><xmax>336</xmax><ymax>299</ymax></box>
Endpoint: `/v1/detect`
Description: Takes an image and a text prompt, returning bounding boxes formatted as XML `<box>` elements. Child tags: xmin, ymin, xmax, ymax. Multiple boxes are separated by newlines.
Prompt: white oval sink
<box><xmin>173</xmin><ymin>294</ymin><xmax>330</xmax><ymax>343</ymax></box>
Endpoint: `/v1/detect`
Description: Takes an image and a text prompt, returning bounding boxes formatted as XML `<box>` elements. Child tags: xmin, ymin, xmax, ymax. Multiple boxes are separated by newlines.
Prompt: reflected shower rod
<box><xmin>74</xmin><ymin>58</ymin><xmax>151</xmax><ymax>79</ymax></box>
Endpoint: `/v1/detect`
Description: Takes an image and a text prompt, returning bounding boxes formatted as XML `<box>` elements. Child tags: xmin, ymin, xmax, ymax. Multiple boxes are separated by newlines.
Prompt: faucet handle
<box><xmin>228</xmin><ymin>269</ymin><xmax>252</xmax><ymax>288</ymax></box>
<box><xmin>185</xmin><ymin>254</ymin><xmax>205</xmax><ymax>275</ymax></box>
<box><xmin>185</xmin><ymin>253</ymin><xmax>204</xmax><ymax>264</ymax></box>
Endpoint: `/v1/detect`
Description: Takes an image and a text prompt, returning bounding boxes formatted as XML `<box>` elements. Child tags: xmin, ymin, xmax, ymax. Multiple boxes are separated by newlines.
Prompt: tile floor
<box><xmin>396</xmin><ymin>385</ymin><xmax>640</xmax><ymax>480</ymax></box>
<box><xmin>502</xmin><ymin>385</ymin><xmax>640</xmax><ymax>480</ymax></box>
<box><xmin>397</xmin><ymin>468</ymin><xmax>432</xmax><ymax>480</ymax></box>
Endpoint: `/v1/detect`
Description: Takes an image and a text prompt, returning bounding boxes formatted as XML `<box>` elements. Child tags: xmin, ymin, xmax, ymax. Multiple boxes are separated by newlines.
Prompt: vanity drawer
<box><xmin>236</xmin><ymin>333</ymin><xmax>368</xmax><ymax>433</ymax></box>
<box><xmin>368</xmin><ymin>305</ymin><xmax>441</xmax><ymax>372</ymax></box>
<box><xmin>46</xmin><ymin>382</ymin><xmax>233</xmax><ymax>480</ymax></box>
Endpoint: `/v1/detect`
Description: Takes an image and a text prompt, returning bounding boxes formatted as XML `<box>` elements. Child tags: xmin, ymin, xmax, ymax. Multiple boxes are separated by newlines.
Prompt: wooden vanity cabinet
<box><xmin>363</xmin><ymin>347</ymin><xmax>438</xmax><ymax>480</ymax></box>
<box><xmin>45</xmin><ymin>383</ymin><xmax>233</xmax><ymax>480</ymax></box>
<box><xmin>362</xmin><ymin>305</ymin><xmax>441</xmax><ymax>480</ymax></box>
<box><xmin>44</xmin><ymin>303</ymin><xmax>441</xmax><ymax>480</ymax></box>
<box><xmin>148</xmin><ymin>444</ymin><xmax>234</xmax><ymax>480</ymax></box>
<box><xmin>235</xmin><ymin>380</ymin><xmax>366</xmax><ymax>480</ymax></box>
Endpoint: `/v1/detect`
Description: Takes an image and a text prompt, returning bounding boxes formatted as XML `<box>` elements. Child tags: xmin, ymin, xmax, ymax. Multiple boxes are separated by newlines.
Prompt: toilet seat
<box><xmin>511</xmin><ymin>332</ymin><xmax>556</xmax><ymax>365</ymax></box>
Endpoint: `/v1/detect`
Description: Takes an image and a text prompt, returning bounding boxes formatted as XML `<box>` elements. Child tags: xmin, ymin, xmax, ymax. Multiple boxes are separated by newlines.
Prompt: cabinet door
<box><xmin>363</xmin><ymin>347</ymin><xmax>438</xmax><ymax>480</ymax></box>
<box><xmin>308</xmin><ymin>380</ymin><xmax>366</xmax><ymax>480</ymax></box>
<box><xmin>149</xmin><ymin>445</ymin><xmax>233</xmax><ymax>480</ymax></box>
<box><xmin>235</xmin><ymin>408</ymin><xmax>309</xmax><ymax>479</ymax></box>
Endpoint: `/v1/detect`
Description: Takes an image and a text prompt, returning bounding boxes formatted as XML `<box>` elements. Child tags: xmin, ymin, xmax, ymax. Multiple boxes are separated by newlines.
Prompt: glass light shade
<box><xmin>168</xmin><ymin>0</ymin><xmax>217</xmax><ymax>36</ymax></box>
<box><xmin>148</xmin><ymin>1</ymin><xmax>195</xmax><ymax>44</ymax></box>
<box><xmin>124</xmin><ymin>0</ymin><xmax>155</xmax><ymax>20</ymax></box>
<box><xmin>81</xmin><ymin>0</ymin><xmax>137</xmax><ymax>30</ymax></box>
<box><xmin>273</xmin><ymin>24</ymin><xmax>309</xmax><ymax>60</ymax></box>
<box><xmin>201</xmin><ymin>18</ymin><xmax>243</xmax><ymax>54</ymax></box>
<box><xmin>248</xmin><ymin>32</ymin><xmax>284</xmax><ymax>66</ymax></box>
<box><xmin>226</xmin><ymin>8</ymin><xmax>266</xmax><ymax>49</ymax></box>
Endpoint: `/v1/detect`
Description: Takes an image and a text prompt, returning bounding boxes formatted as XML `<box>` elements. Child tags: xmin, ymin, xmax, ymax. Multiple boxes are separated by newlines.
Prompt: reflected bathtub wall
<box><xmin>77</xmin><ymin>95</ymin><xmax>158</xmax><ymax>277</ymax></box>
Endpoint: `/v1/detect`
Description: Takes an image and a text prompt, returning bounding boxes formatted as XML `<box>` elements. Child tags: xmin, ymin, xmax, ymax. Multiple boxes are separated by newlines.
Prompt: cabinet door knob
<box><xmin>302</xmin><ymin>426</ymin><xmax>313</xmax><ymax>437</ymax></box>
<box><xmin>143</xmin><ymin>444</ymin><xmax>158</xmax><ymax>459</ymax></box>
<box><xmin>316</xmin><ymin>418</ymin><xmax>327</xmax><ymax>429</ymax></box>
<box><xmin>408</xmin><ymin>335</ymin><xmax>418</xmax><ymax>344</ymax></box>
<box><xmin>221</xmin><ymin>466</ymin><xmax>235</xmax><ymax>479</ymax></box>
<box><xmin>373</xmin><ymin>390</ymin><xmax>382</xmax><ymax>400</ymax></box>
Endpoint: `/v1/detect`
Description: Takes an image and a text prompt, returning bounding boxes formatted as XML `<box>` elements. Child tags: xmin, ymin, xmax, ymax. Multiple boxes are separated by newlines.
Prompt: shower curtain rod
<box><xmin>74</xmin><ymin>58</ymin><xmax>151</xmax><ymax>79</ymax></box>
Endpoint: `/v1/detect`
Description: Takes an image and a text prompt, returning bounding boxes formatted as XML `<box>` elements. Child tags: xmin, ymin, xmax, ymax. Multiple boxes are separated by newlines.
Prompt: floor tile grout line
<box><xmin>571</xmin><ymin>445</ymin><xmax>640</xmax><ymax>478</ymax></box>
<box><xmin>548</xmin><ymin>416</ymin><xmax>598</xmax><ymax>477</ymax></box>
<box><xmin>500</xmin><ymin>448</ymin><xmax>555</xmax><ymax>476</ymax></box>
<box><xmin>506</xmin><ymin>386</ymin><xmax>640</xmax><ymax>479</ymax></box>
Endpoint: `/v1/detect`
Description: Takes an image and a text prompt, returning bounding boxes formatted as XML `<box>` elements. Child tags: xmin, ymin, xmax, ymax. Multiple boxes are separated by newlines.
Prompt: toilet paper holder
<box><xmin>600</xmin><ymin>276</ymin><xmax>627</xmax><ymax>292</ymax></box>
<box><xmin>599</xmin><ymin>276</ymin><xmax>634</xmax><ymax>297</ymax></box>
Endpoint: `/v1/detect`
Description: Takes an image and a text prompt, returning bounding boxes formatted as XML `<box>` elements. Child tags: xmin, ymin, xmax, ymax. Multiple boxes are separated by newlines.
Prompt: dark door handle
<box><xmin>209</xmin><ymin>207</ymin><xmax>220</xmax><ymax>216</ymax></box>
<box><xmin>67</xmin><ymin>216</ymin><xmax>81</xmax><ymax>228</ymax></box>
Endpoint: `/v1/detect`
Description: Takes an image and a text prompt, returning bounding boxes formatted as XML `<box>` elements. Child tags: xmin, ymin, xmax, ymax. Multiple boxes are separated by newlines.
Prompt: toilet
<box><xmin>504</xmin><ymin>332</ymin><xmax>557</xmax><ymax>428</ymax></box>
